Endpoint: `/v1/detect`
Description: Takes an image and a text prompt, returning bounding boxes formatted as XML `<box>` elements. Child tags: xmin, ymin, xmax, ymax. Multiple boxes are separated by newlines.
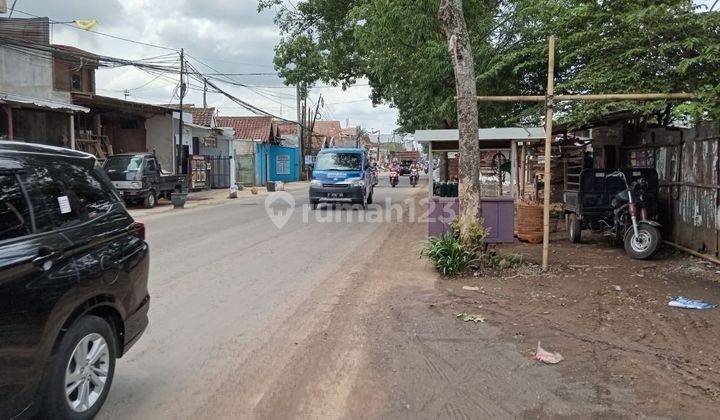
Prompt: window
<box><xmin>145</xmin><ymin>158</ymin><xmax>157</xmax><ymax>172</ymax></box>
<box><xmin>104</xmin><ymin>155</ymin><xmax>144</xmax><ymax>174</ymax></box>
<box><xmin>0</xmin><ymin>174</ymin><xmax>32</xmax><ymax>241</ymax></box>
<box><xmin>314</xmin><ymin>153</ymin><xmax>362</xmax><ymax>171</ymax></box>
<box><xmin>71</xmin><ymin>74</ymin><xmax>82</xmax><ymax>91</ymax></box>
<box><xmin>20</xmin><ymin>158</ymin><xmax>117</xmax><ymax>232</ymax></box>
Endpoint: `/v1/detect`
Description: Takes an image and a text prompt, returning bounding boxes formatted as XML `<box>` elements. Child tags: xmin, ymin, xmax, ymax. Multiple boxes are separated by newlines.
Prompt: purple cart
<box><xmin>427</xmin><ymin>196</ymin><xmax>515</xmax><ymax>243</ymax></box>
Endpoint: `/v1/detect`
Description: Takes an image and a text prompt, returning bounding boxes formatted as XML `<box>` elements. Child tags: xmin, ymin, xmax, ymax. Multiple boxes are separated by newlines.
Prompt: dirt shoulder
<box><xmin>441</xmin><ymin>231</ymin><xmax>720</xmax><ymax>418</ymax></box>
<box><xmin>198</xmin><ymin>190</ymin><xmax>720</xmax><ymax>419</ymax></box>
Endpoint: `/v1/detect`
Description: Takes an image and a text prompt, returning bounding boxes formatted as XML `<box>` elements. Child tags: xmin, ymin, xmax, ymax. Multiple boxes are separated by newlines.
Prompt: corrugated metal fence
<box><xmin>623</xmin><ymin>123</ymin><xmax>719</xmax><ymax>256</ymax></box>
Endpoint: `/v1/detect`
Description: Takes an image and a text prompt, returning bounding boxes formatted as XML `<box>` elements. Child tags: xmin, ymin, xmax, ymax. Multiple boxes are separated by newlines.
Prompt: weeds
<box><xmin>421</xmin><ymin>233</ymin><xmax>474</xmax><ymax>277</ymax></box>
<box><xmin>485</xmin><ymin>251</ymin><xmax>523</xmax><ymax>269</ymax></box>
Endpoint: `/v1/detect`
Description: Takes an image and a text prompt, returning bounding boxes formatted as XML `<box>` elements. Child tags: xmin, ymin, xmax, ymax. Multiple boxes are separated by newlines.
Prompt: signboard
<box><xmin>304</xmin><ymin>155</ymin><xmax>316</xmax><ymax>165</ymax></box>
<box><xmin>190</xmin><ymin>156</ymin><xmax>207</xmax><ymax>190</ymax></box>
<box><xmin>276</xmin><ymin>155</ymin><xmax>290</xmax><ymax>175</ymax></box>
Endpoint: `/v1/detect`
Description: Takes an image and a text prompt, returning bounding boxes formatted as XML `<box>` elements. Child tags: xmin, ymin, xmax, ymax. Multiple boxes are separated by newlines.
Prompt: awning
<box><xmin>415</xmin><ymin>127</ymin><xmax>546</xmax><ymax>143</ymax></box>
<box><xmin>0</xmin><ymin>91</ymin><xmax>90</xmax><ymax>113</ymax></box>
<box><xmin>71</xmin><ymin>93</ymin><xmax>175</xmax><ymax>115</ymax></box>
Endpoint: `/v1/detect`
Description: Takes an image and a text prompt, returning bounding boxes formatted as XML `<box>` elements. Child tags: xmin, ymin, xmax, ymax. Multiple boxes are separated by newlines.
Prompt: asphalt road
<box><xmin>98</xmin><ymin>176</ymin><xmax>421</xmax><ymax>419</ymax></box>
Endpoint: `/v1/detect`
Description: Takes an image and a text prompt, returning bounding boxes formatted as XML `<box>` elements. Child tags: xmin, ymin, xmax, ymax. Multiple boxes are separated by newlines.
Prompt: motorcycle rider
<box><xmin>389</xmin><ymin>158</ymin><xmax>400</xmax><ymax>187</ymax></box>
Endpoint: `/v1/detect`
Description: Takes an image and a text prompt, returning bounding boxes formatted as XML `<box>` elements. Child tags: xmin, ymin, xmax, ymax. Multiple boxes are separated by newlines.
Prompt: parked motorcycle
<box><xmin>389</xmin><ymin>170</ymin><xmax>399</xmax><ymax>188</ymax></box>
<box><xmin>409</xmin><ymin>168</ymin><xmax>419</xmax><ymax>187</ymax></box>
<box><xmin>609</xmin><ymin>171</ymin><xmax>661</xmax><ymax>259</ymax></box>
<box><xmin>565</xmin><ymin>168</ymin><xmax>661</xmax><ymax>259</ymax></box>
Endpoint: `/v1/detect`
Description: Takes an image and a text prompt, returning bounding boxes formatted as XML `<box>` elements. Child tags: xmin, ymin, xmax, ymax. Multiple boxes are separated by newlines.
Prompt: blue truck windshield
<box><xmin>315</xmin><ymin>153</ymin><xmax>362</xmax><ymax>171</ymax></box>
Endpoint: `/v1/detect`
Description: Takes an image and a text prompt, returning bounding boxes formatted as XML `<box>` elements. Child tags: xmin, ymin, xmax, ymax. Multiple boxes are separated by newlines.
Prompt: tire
<box><xmin>624</xmin><ymin>224</ymin><xmax>661</xmax><ymax>260</ymax></box>
<box><xmin>143</xmin><ymin>190</ymin><xmax>156</xmax><ymax>209</ymax></box>
<box><xmin>568</xmin><ymin>213</ymin><xmax>582</xmax><ymax>243</ymax></box>
<box><xmin>40</xmin><ymin>315</ymin><xmax>117</xmax><ymax>420</ymax></box>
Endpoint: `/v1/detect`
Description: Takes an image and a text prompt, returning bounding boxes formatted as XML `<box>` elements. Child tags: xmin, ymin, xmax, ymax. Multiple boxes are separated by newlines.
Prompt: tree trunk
<box><xmin>438</xmin><ymin>0</ymin><xmax>481</xmax><ymax>236</ymax></box>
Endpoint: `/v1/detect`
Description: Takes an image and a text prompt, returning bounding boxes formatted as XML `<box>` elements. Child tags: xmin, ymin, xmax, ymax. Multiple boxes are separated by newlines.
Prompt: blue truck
<box><xmin>309</xmin><ymin>148</ymin><xmax>375</xmax><ymax>209</ymax></box>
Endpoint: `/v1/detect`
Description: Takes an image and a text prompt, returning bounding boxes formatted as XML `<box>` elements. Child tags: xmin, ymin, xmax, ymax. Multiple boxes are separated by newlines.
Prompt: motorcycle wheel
<box><xmin>568</xmin><ymin>213</ymin><xmax>581</xmax><ymax>243</ymax></box>
<box><xmin>624</xmin><ymin>224</ymin><xmax>660</xmax><ymax>260</ymax></box>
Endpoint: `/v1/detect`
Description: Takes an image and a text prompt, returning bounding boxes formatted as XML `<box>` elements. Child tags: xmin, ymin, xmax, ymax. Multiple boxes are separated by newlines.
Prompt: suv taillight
<box><xmin>130</xmin><ymin>222</ymin><xmax>146</xmax><ymax>241</ymax></box>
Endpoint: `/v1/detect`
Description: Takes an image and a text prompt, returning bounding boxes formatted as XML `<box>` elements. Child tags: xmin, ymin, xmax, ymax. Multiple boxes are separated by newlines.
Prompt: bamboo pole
<box><xmin>475</xmin><ymin>93</ymin><xmax>694</xmax><ymax>102</ymax></box>
<box><xmin>519</xmin><ymin>142</ymin><xmax>526</xmax><ymax>198</ymax></box>
<box><xmin>555</xmin><ymin>93</ymin><xmax>694</xmax><ymax>101</ymax></box>
<box><xmin>664</xmin><ymin>241</ymin><xmax>720</xmax><ymax>265</ymax></box>
<box><xmin>541</xmin><ymin>36</ymin><xmax>555</xmax><ymax>270</ymax></box>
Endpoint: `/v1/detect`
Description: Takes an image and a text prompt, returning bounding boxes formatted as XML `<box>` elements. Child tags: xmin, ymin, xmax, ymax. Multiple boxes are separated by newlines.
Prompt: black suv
<box><xmin>0</xmin><ymin>142</ymin><xmax>149</xmax><ymax>419</ymax></box>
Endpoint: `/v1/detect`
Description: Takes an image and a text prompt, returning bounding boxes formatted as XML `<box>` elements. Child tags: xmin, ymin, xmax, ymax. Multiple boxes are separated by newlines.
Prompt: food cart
<box><xmin>415</xmin><ymin>127</ymin><xmax>546</xmax><ymax>243</ymax></box>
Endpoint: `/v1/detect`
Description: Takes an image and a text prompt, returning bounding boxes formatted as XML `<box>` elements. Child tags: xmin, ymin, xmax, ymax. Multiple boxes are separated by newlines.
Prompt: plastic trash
<box><xmin>667</xmin><ymin>296</ymin><xmax>717</xmax><ymax>310</ymax></box>
<box><xmin>456</xmin><ymin>313</ymin><xmax>485</xmax><ymax>323</ymax></box>
<box><xmin>532</xmin><ymin>342</ymin><xmax>564</xmax><ymax>364</ymax></box>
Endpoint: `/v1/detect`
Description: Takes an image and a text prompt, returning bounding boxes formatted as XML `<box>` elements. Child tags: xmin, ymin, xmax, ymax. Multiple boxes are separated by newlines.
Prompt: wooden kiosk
<box><xmin>415</xmin><ymin>127</ymin><xmax>546</xmax><ymax>243</ymax></box>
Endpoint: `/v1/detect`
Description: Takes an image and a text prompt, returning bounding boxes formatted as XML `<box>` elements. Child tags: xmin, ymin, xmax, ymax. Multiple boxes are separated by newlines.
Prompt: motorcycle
<box><xmin>566</xmin><ymin>169</ymin><xmax>661</xmax><ymax>260</ymax></box>
<box><xmin>370</xmin><ymin>166</ymin><xmax>379</xmax><ymax>186</ymax></box>
<box><xmin>609</xmin><ymin>171</ymin><xmax>661</xmax><ymax>259</ymax></box>
<box><xmin>389</xmin><ymin>170</ymin><xmax>399</xmax><ymax>188</ymax></box>
<box><xmin>409</xmin><ymin>168</ymin><xmax>419</xmax><ymax>187</ymax></box>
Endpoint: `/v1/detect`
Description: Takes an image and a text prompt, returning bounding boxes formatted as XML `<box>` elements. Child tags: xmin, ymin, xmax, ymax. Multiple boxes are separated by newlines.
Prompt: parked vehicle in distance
<box><xmin>564</xmin><ymin>168</ymin><xmax>661</xmax><ymax>259</ymax></box>
<box><xmin>103</xmin><ymin>153</ymin><xmax>186</xmax><ymax>208</ymax></box>
<box><xmin>309</xmin><ymin>148</ymin><xmax>374</xmax><ymax>209</ymax></box>
<box><xmin>0</xmin><ymin>142</ymin><xmax>150</xmax><ymax>420</ymax></box>
<box><xmin>397</xmin><ymin>150</ymin><xmax>420</xmax><ymax>175</ymax></box>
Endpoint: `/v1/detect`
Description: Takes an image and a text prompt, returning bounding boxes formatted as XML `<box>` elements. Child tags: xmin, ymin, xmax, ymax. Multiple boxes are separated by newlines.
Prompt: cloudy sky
<box><xmin>8</xmin><ymin>0</ymin><xmax>715</xmax><ymax>134</ymax></box>
<box><xmin>9</xmin><ymin>0</ymin><xmax>399</xmax><ymax>133</ymax></box>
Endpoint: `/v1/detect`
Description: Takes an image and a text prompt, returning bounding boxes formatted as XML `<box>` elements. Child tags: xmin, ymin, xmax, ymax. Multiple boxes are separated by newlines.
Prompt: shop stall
<box><xmin>415</xmin><ymin>127</ymin><xmax>546</xmax><ymax>243</ymax></box>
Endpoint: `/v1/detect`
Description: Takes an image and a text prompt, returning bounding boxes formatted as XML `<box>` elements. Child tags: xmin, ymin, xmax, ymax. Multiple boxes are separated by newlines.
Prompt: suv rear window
<box><xmin>20</xmin><ymin>158</ymin><xmax>118</xmax><ymax>232</ymax></box>
<box><xmin>0</xmin><ymin>174</ymin><xmax>32</xmax><ymax>241</ymax></box>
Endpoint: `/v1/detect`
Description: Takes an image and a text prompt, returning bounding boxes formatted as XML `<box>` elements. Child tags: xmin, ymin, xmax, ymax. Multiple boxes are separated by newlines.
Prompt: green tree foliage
<box><xmin>488</xmin><ymin>0</ymin><xmax>720</xmax><ymax>125</ymax></box>
<box><xmin>260</xmin><ymin>0</ymin><xmax>719</xmax><ymax>131</ymax></box>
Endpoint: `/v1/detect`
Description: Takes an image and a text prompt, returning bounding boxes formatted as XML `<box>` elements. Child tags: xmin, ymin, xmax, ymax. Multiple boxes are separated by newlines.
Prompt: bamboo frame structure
<box><xmin>471</xmin><ymin>36</ymin><xmax>696</xmax><ymax>269</ymax></box>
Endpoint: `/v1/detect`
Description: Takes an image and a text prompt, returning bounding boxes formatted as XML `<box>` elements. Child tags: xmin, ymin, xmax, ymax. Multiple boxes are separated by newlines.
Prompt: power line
<box><xmin>11</xmin><ymin>8</ymin><xmax>179</xmax><ymax>51</ymax></box>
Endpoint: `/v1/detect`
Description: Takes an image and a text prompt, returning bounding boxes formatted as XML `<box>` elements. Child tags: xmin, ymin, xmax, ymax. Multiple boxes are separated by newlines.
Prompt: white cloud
<box><xmin>16</xmin><ymin>0</ymin><xmax>399</xmax><ymax>133</ymax></box>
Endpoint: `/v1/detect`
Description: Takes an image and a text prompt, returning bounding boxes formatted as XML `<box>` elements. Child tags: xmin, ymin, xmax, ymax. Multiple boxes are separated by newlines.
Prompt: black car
<box><xmin>0</xmin><ymin>142</ymin><xmax>150</xmax><ymax>419</ymax></box>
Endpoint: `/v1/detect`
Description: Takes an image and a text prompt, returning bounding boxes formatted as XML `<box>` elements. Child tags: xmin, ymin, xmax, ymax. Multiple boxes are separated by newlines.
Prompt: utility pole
<box><xmin>202</xmin><ymin>78</ymin><xmax>207</xmax><ymax>108</ymax></box>
<box><xmin>123</xmin><ymin>89</ymin><xmax>129</xmax><ymax>100</ymax></box>
<box><xmin>177</xmin><ymin>48</ymin><xmax>186</xmax><ymax>175</ymax></box>
<box><xmin>309</xmin><ymin>94</ymin><xmax>322</xmax><ymax>144</ymax></box>
<box><xmin>297</xmin><ymin>83</ymin><xmax>306</xmax><ymax>179</ymax></box>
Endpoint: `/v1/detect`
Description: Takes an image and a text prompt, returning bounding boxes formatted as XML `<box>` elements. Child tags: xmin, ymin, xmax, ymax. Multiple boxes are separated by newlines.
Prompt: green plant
<box><xmin>421</xmin><ymin>233</ymin><xmax>474</xmax><ymax>277</ymax></box>
<box><xmin>485</xmin><ymin>252</ymin><xmax>523</xmax><ymax>269</ymax></box>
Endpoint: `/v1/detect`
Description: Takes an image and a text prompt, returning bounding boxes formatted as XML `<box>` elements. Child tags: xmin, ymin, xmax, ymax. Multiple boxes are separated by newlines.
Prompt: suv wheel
<box><xmin>41</xmin><ymin>315</ymin><xmax>117</xmax><ymax>420</ymax></box>
<box><xmin>143</xmin><ymin>190</ymin><xmax>156</xmax><ymax>208</ymax></box>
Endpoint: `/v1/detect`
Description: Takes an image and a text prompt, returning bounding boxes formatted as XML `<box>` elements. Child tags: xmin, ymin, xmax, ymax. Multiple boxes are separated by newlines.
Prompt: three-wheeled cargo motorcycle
<box><xmin>564</xmin><ymin>168</ymin><xmax>661</xmax><ymax>259</ymax></box>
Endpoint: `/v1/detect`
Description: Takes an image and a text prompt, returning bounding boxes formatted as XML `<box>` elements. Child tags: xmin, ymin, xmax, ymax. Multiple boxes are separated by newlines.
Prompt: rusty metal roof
<box><xmin>0</xmin><ymin>91</ymin><xmax>89</xmax><ymax>113</ymax></box>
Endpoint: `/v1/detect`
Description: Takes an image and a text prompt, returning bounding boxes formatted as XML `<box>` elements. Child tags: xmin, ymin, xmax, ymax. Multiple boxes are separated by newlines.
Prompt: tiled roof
<box><xmin>187</xmin><ymin>107</ymin><xmax>215</xmax><ymax>127</ymax></box>
<box><xmin>311</xmin><ymin>121</ymin><xmax>342</xmax><ymax>139</ymax></box>
<box><xmin>216</xmin><ymin>116</ymin><xmax>274</xmax><ymax>141</ymax></box>
<box><xmin>276</xmin><ymin>121</ymin><xmax>298</xmax><ymax>136</ymax></box>
<box><xmin>340</xmin><ymin>127</ymin><xmax>358</xmax><ymax>138</ymax></box>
